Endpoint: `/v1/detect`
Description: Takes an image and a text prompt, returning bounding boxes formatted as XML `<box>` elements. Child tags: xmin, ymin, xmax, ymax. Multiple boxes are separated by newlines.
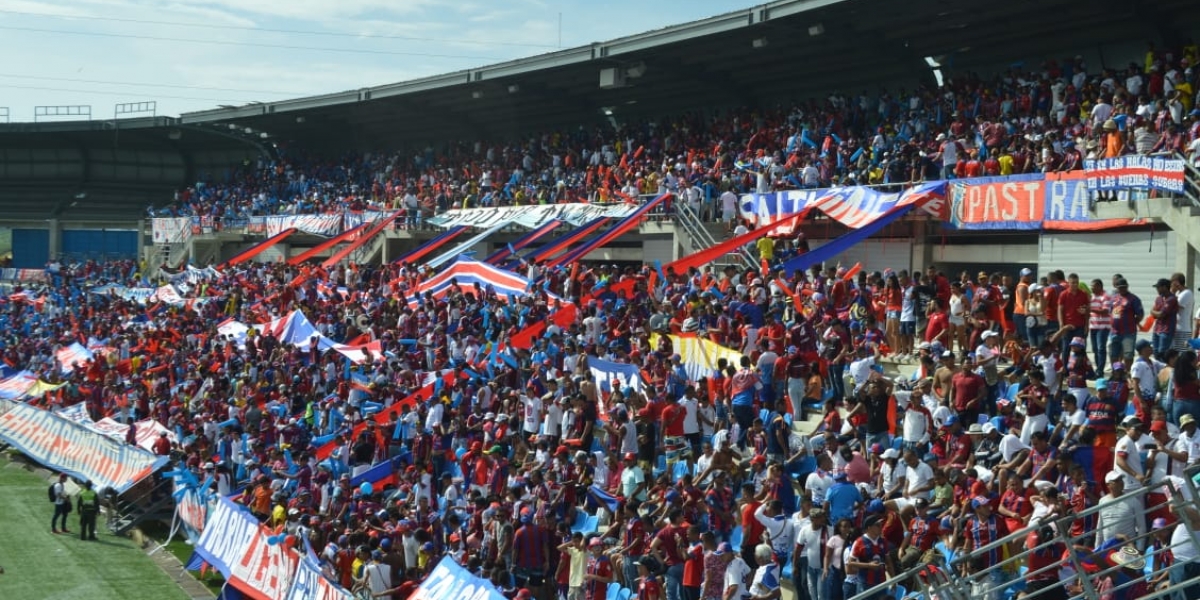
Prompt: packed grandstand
<box><xmin>2</xmin><ymin>4</ymin><xmax>1200</xmax><ymax>600</ymax></box>
<box><xmin>157</xmin><ymin>49</ymin><xmax>1200</xmax><ymax>224</ymax></box>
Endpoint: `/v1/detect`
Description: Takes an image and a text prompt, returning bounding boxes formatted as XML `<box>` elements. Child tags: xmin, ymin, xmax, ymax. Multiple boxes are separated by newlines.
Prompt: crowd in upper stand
<box><xmin>155</xmin><ymin>44</ymin><xmax>1200</xmax><ymax>224</ymax></box>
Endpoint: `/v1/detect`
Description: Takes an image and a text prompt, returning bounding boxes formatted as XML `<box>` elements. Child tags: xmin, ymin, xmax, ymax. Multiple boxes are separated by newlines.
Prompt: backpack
<box><xmin>48</xmin><ymin>483</ymin><xmax>57</xmax><ymax>503</ymax></box>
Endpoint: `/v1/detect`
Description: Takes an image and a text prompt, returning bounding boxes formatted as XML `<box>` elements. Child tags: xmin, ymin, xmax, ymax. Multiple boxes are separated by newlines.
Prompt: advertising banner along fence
<box><xmin>0</xmin><ymin>399</ymin><xmax>167</xmax><ymax>493</ymax></box>
<box><xmin>1084</xmin><ymin>155</ymin><xmax>1187</xmax><ymax>194</ymax></box>
<box><xmin>428</xmin><ymin>203</ymin><xmax>637</xmax><ymax>229</ymax></box>
<box><xmin>949</xmin><ymin>171</ymin><xmax>1138</xmax><ymax>230</ymax></box>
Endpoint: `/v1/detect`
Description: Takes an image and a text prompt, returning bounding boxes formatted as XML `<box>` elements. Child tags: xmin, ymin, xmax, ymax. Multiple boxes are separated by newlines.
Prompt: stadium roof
<box><xmin>0</xmin><ymin>118</ymin><xmax>264</xmax><ymax>220</ymax></box>
<box><xmin>178</xmin><ymin>0</ymin><xmax>1200</xmax><ymax>149</ymax></box>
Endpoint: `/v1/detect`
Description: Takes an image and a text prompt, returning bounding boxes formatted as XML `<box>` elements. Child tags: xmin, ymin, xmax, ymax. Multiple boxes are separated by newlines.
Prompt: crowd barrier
<box><xmin>850</xmin><ymin>464</ymin><xmax>1200</xmax><ymax>600</ymax></box>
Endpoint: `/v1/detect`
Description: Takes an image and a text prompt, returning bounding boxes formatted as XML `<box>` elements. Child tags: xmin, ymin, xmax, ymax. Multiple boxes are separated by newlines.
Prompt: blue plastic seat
<box><xmin>617</xmin><ymin>589</ymin><xmax>632</xmax><ymax>600</ymax></box>
<box><xmin>607</xmin><ymin>583</ymin><xmax>621</xmax><ymax>600</ymax></box>
<box><xmin>729</xmin><ymin>526</ymin><xmax>743</xmax><ymax>548</ymax></box>
<box><xmin>571</xmin><ymin>511</ymin><xmax>588</xmax><ymax>533</ymax></box>
<box><xmin>672</xmin><ymin>461</ymin><xmax>689</xmax><ymax>480</ymax></box>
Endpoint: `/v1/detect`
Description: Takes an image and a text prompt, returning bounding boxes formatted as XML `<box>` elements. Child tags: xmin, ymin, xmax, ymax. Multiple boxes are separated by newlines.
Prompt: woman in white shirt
<box><xmin>1024</xmin><ymin>284</ymin><xmax>1047</xmax><ymax>348</ymax></box>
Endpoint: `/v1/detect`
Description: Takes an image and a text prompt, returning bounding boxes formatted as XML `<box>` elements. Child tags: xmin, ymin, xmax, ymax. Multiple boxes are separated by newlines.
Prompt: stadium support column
<box><xmin>47</xmin><ymin>219</ymin><xmax>61</xmax><ymax>261</ymax></box>
<box><xmin>1177</xmin><ymin>234</ymin><xmax>1197</xmax><ymax>283</ymax></box>
<box><xmin>911</xmin><ymin>219</ymin><xmax>932</xmax><ymax>274</ymax></box>
<box><xmin>137</xmin><ymin>219</ymin><xmax>146</xmax><ymax>265</ymax></box>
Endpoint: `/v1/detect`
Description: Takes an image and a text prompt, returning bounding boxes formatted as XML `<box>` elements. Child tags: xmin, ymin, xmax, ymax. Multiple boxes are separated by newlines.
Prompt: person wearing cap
<box><xmin>1178</xmin><ymin>414</ymin><xmax>1200</xmax><ymax>464</ymax></box>
<box><xmin>615</xmin><ymin>502</ymin><xmax>647</xmax><ymax>589</ymax></box>
<box><xmin>846</xmin><ymin>515</ymin><xmax>893</xmax><ymax>600</ymax></box>
<box><xmin>959</xmin><ymin>497</ymin><xmax>1008</xmax><ymax>587</ymax></box>
<box><xmin>1145</xmin><ymin>418</ymin><xmax>1188</xmax><ymax>522</ymax></box>
<box><xmin>1084</xmin><ymin>377</ymin><xmax>1122</xmax><ymax>449</ymax></box>
<box><xmin>1096</xmin><ymin>546</ymin><xmax>1149</xmax><ymax>599</ymax></box>
<box><xmin>1095</xmin><ymin>470</ymin><xmax>1140</xmax><ymax>548</ymax></box>
<box><xmin>878</xmin><ymin>448</ymin><xmax>906</xmax><ymax>500</ymax></box>
<box><xmin>620</xmin><ymin>452</ymin><xmax>648</xmax><ymax>503</ymax></box>
<box><xmin>1150</xmin><ymin>277</ymin><xmax>1179</xmax><ymax>359</ymax></box>
<box><xmin>1108</xmin><ymin>277</ymin><xmax>1144</xmax><ymax>366</ymax></box>
<box><xmin>719</xmin><ymin>541</ymin><xmax>751</xmax><ymax>600</ymax></box>
<box><xmin>355</xmin><ymin>545</ymin><xmax>393</xmax><ymax>599</ymax></box>
<box><xmin>512</xmin><ymin>504</ymin><xmax>552</xmax><ymax>597</ymax></box>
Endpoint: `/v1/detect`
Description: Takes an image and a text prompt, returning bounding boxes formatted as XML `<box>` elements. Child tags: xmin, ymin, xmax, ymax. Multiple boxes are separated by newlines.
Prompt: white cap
<box><xmin>981</xmin><ymin>331</ymin><xmax>998</xmax><ymax>340</ymax></box>
<box><xmin>881</xmin><ymin>448</ymin><xmax>900</xmax><ymax>459</ymax></box>
<box><xmin>1105</xmin><ymin>470</ymin><xmax>1123</xmax><ymax>483</ymax></box>
<box><xmin>981</xmin><ymin>423</ymin><xmax>996</xmax><ymax>435</ymax></box>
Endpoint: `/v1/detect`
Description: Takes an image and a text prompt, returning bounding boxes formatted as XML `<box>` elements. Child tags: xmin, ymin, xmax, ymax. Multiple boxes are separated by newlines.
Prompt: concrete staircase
<box><xmin>674</xmin><ymin>203</ymin><xmax>756</xmax><ymax>270</ymax></box>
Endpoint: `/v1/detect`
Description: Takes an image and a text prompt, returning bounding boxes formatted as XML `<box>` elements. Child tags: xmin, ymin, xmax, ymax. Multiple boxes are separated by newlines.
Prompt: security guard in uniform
<box><xmin>76</xmin><ymin>481</ymin><xmax>100</xmax><ymax>541</ymax></box>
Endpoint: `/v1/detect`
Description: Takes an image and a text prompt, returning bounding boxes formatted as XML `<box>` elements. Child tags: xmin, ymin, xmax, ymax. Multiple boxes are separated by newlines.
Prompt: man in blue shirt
<box><xmin>824</xmin><ymin>470</ymin><xmax>862</xmax><ymax>524</ymax></box>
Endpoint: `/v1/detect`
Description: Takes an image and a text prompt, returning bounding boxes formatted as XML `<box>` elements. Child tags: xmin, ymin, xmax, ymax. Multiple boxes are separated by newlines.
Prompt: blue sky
<box><xmin>0</xmin><ymin>0</ymin><xmax>755</xmax><ymax>122</ymax></box>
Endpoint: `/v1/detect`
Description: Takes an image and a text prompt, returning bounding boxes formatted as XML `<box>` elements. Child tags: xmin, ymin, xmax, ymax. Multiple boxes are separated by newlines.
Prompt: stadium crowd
<box><xmin>9</xmin><ymin>234</ymin><xmax>1200</xmax><ymax>600</ymax></box>
<box><xmin>156</xmin><ymin>45</ymin><xmax>1200</xmax><ymax>225</ymax></box>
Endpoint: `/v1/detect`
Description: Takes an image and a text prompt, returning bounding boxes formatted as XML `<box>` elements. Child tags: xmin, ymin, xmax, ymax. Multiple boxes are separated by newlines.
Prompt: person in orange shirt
<box><xmin>250</xmin><ymin>475</ymin><xmax>272</xmax><ymax>521</ymax></box>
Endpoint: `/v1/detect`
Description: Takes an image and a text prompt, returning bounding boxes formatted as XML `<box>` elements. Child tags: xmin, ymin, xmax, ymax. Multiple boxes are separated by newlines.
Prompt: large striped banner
<box><xmin>195</xmin><ymin>497</ymin><xmax>298</xmax><ymax>600</ymax></box>
<box><xmin>0</xmin><ymin>399</ymin><xmax>167</xmax><ymax>493</ymax></box>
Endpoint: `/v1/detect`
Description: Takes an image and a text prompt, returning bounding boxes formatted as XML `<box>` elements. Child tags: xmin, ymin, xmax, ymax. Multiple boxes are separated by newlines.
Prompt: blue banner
<box><xmin>588</xmin><ymin>357</ymin><xmax>644</xmax><ymax>394</ymax></box>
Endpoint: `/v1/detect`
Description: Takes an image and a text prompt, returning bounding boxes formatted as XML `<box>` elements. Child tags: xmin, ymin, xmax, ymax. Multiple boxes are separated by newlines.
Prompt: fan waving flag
<box><xmin>405</xmin><ymin>257</ymin><xmax>570</xmax><ymax>307</ymax></box>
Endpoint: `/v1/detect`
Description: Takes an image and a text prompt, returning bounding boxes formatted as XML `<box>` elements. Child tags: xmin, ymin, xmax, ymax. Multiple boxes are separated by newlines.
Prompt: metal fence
<box><xmin>849</xmin><ymin>464</ymin><xmax>1200</xmax><ymax>600</ymax></box>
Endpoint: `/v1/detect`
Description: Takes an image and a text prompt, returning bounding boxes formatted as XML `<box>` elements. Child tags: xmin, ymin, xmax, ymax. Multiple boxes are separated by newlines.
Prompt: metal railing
<box><xmin>1174</xmin><ymin>151</ymin><xmax>1200</xmax><ymax>209</ymax></box>
<box><xmin>675</xmin><ymin>201</ymin><xmax>756</xmax><ymax>269</ymax></box>
<box><xmin>850</xmin><ymin>464</ymin><xmax>1200</xmax><ymax>600</ymax></box>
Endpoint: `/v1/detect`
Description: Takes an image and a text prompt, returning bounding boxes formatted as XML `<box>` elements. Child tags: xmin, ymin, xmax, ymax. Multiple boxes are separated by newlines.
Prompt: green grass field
<box><xmin>0</xmin><ymin>459</ymin><xmax>191</xmax><ymax>600</ymax></box>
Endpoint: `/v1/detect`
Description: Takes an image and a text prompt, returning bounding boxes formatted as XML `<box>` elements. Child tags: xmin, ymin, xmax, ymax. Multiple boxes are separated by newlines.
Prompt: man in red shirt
<box><xmin>739</xmin><ymin>482</ymin><xmax>764</xmax><ymax>568</ymax></box>
<box><xmin>661</xmin><ymin>395</ymin><xmax>689</xmax><ymax>473</ymax></box>
<box><xmin>949</xmin><ymin>354</ymin><xmax>986</xmax><ymax>425</ymax></box>
<box><xmin>649</xmin><ymin>509</ymin><xmax>688</xmax><ymax>600</ymax></box>
<box><xmin>1057</xmin><ymin>272</ymin><xmax>1090</xmax><ymax>357</ymax></box>
<box><xmin>924</xmin><ymin>299</ymin><xmax>949</xmax><ymax>346</ymax></box>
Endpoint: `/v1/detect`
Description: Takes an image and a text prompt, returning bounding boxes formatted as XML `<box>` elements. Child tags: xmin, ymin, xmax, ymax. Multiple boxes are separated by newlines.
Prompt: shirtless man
<box><xmin>932</xmin><ymin>351</ymin><xmax>957</xmax><ymax>405</ymax></box>
<box><xmin>697</xmin><ymin>435</ymin><xmax>743</xmax><ymax>482</ymax></box>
